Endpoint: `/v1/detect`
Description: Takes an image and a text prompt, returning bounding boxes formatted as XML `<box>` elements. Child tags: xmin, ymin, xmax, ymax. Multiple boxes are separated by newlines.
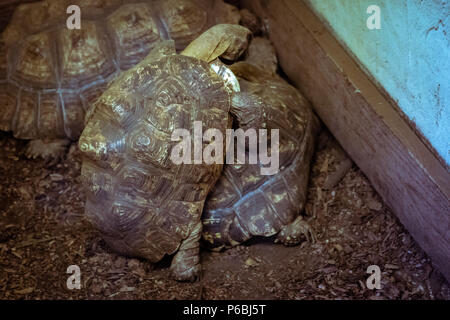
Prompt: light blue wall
<box><xmin>306</xmin><ymin>0</ymin><xmax>450</xmax><ymax>165</ymax></box>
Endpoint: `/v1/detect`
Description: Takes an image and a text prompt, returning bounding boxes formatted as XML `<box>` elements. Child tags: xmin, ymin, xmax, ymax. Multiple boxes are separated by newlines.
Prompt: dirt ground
<box><xmin>0</xmin><ymin>128</ymin><xmax>448</xmax><ymax>300</ymax></box>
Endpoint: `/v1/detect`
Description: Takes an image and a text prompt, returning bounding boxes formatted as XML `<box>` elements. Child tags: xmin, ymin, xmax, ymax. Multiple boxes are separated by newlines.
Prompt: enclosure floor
<box><xmin>0</xmin><ymin>130</ymin><xmax>448</xmax><ymax>300</ymax></box>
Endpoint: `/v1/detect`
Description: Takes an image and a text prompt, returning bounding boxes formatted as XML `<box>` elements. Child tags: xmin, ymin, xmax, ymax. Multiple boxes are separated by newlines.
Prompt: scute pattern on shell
<box><xmin>79</xmin><ymin>53</ymin><xmax>231</xmax><ymax>261</ymax></box>
<box><xmin>202</xmin><ymin>67</ymin><xmax>319</xmax><ymax>248</ymax></box>
<box><xmin>0</xmin><ymin>0</ymin><xmax>238</xmax><ymax>141</ymax></box>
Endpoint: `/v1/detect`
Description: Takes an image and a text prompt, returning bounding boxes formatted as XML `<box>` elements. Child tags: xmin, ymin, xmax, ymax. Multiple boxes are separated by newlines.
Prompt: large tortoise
<box><xmin>78</xmin><ymin>24</ymin><xmax>261</xmax><ymax>281</ymax></box>
<box><xmin>0</xmin><ymin>0</ymin><xmax>240</xmax><ymax>159</ymax></box>
<box><xmin>202</xmin><ymin>38</ymin><xmax>319</xmax><ymax>249</ymax></box>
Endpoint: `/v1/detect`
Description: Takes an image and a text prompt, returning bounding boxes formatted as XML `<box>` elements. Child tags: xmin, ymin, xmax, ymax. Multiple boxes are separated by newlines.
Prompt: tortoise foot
<box><xmin>170</xmin><ymin>263</ymin><xmax>201</xmax><ymax>282</ymax></box>
<box><xmin>275</xmin><ymin>216</ymin><xmax>315</xmax><ymax>246</ymax></box>
<box><xmin>25</xmin><ymin>139</ymin><xmax>70</xmax><ymax>163</ymax></box>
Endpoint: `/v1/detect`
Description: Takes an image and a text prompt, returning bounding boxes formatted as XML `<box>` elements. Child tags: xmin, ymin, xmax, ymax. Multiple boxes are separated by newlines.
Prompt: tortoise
<box><xmin>202</xmin><ymin>37</ymin><xmax>320</xmax><ymax>250</ymax></box>
<box><xmin>0</xmin><ymin>0</ymin><xmax>36</xmax><ymax>33</ymax></box>
<box><xmin>78</xmin><ymin>24</ymin><xmax>261</xmax><ymax>281</ymax></box>
<box><xmin>0</xmin><ymin>0</ymin><xmax>241</xmax><ymax>159</ymax></box>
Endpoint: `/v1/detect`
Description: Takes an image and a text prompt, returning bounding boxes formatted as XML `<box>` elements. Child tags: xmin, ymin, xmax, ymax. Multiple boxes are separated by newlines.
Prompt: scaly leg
<box><xmin>25</xmin><ymin>139</ymin><xmax>70</xmax><ymax>161</ymax></box>
<box><xmin>275</xmin><ymin>216</ymin><xmax>316</xmax><ymax>246</ymax></box>
<box><xmin>170</xmin><ymin>221</ymin><xmax>202</xmax><ymax>282</ymax></box>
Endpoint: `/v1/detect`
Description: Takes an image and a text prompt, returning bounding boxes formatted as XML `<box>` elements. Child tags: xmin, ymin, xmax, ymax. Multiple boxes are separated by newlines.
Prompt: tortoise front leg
<box><xmin>275</xmin><ymin>216</ymin><xmax>316</xmax><ymax>246</ymax></box>
<box><xmin>170</xmin><ymin>221</ymin><xmax>202</xmax><ymax>282</ymax></box>
<box><xmin>25</xmin><ymin>139</ymin><xmax>70</xmax><ymax>162</ymax></box>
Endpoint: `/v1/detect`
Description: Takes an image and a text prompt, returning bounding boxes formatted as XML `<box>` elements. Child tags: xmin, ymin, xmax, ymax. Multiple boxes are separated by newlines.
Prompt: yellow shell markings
<box><xmin>107</xmin><ymin>4</ymin><xmax>159</xmax><ymax>42</ymax></box>
<box><xmin>202</xmin><ymin>232</ymin><xmax>215</xmax><ymax>244</ymax></box>
<box><xmin>79</xmin><ymin>119</ymin><xmax>108</xmax><ymax>161</ymax></box>
<box><xmin>2</xmin><ymin>2</ymin><xmax>53</xmax><ymax>45</ymax></box>
<box><xmin>128</xmin><ymin>124</ymin><xmax>172</xmax><ymax>168</ymax></box>
<box><xmin>60</xmin><ymin>22</ymin><xmax>113</xmax><ymax>81</ymax></box>
<box><xmin>210</xmin><ymin>60</ymin><xmax>240</xmax><ymax>93</ymax></box>
<box><xmin>0</xmin><ymin>85</ymin><xmax>18</xmax><ymax>132</ymax></box>
<box><xmin>229</xmin><ymin>239</ymin><xmax>240</xmax><ymax>247</ymax></box>
<box><xmin>202</xmin><ymin>63</ymin><xmax>319</xmax><ymax>248</ymax></box>
<box><xmin>0</xmin><ymin>43</ymin><xmax>6</xmax><ymax>76</ymax></box>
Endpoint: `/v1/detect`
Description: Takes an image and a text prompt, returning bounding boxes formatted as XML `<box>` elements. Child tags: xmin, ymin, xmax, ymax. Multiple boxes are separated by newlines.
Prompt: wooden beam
<box><xmin>243</xmin><ymin>0</ymin><xmax>450</xmax><ymax>281</ymax></box>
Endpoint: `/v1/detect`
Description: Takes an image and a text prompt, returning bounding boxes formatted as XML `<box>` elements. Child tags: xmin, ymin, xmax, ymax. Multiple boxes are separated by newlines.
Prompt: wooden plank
<box><xmin>243</xmin><ymin>0</ymin><xmax>450</xmax><ymax>281</ymax></box>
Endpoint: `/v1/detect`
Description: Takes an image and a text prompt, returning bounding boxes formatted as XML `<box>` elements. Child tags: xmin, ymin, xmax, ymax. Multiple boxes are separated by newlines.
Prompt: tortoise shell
<box><xmin>78</xmin><ymin>50</ymin><xmax>232</xmax><ymax>261</ymax></box>
<box><xmin>202</xmin><ymin>63</ymin><xmax>319</xmax><ymax>248</ymax></box>
<box><xmin>0</xmin><ymin>0</ymin><xmax>239</xmax><ymax>141</ymax></box>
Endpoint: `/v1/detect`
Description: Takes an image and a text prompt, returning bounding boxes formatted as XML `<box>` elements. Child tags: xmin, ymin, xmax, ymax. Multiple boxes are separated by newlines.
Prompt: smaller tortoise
<box><xmin>0</xmin><ymin>0</ymin><xmax>241</xmax><ymax>159</ymax></box>
<box><xmin>79</xmin><ymin>24</ymin><xmax>262</xmax><ymax>281</ymax></box>
<box><xmin>202</xmin><ymin>38</ymin><xmax>320</xmax><ymax>250</ymax></box>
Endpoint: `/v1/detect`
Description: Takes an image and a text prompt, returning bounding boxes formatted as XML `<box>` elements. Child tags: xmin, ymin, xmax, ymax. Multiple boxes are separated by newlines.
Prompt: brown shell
<box><xmin>78</xmin><ymin>53</ymin><xmax>231</xmax><ymax>261</ymax></box>
<box><xmin>0</xmin><ymin>0</ymin><xmax>240</xmax><ymax>140</ymax></box>
<box><xmin>202</xmin><ymin>64</ymin><xmax>319</xmax><ymax>248</ymax></box>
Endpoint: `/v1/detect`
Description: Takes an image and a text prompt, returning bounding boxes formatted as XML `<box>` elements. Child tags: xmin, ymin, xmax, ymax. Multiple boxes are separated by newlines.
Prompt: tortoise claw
<box><xmin>276</xmin><ymin>216</ymin><xmax>316</xmax><ymax>246</ymax></box>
